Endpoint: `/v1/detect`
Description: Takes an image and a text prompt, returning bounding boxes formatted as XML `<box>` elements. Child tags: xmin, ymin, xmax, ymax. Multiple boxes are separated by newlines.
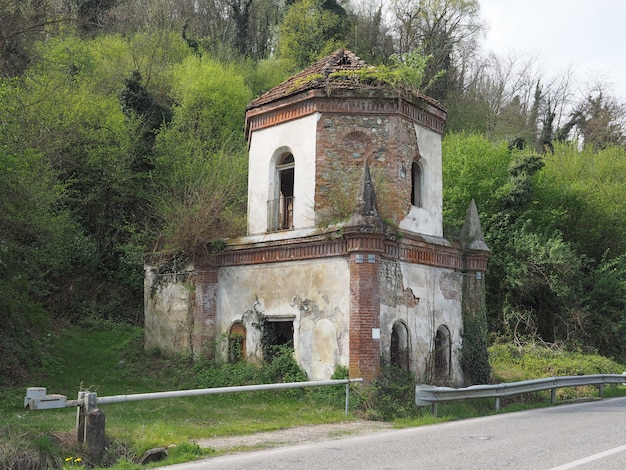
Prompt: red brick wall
<box><xmin>347</xmin><ymin>234</ymin><xmax>385</xmax><ymax>383</ymax></box>
<box><xmin>193</xmin><ymin>266</ymin><xmax>218</xmax><ymax>358</ymax></box>
<box><xmin>315</xmin><ymin>105</ymin><xmax>420</xmax><ymax>225</ymax></box>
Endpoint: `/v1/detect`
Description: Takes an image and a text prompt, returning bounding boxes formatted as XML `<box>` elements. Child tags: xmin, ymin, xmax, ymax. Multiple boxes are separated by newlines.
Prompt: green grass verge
<box><xmin>0</xmin><ymin>324</ymin><xmax>364</xmax><ymax>469</ymax></box>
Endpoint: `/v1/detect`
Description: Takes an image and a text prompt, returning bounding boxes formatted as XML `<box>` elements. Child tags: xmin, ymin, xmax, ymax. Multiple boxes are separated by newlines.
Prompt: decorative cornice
<box><xmin>462</xmin><ymin>249</ymin><xmax>490</xmax><ymax>272</ymax></box>
<box><xmin>245</xmin><ymin>90</ymin><xmax>445</xmax><ymax>139</ymax></box>
<box><xmin>217</xmin><ymin>236</ymin><xmax>347</xmax><ymax>266</ymax></box>
<box><xmin>208</xmin><ymin>232</ymin><xmax>482</xmax><ymax>272</ymax></box>
<box><xmin>385</xmin><ymin>239</ymin><xmax>463</xmax><ymax>270</ymax></box>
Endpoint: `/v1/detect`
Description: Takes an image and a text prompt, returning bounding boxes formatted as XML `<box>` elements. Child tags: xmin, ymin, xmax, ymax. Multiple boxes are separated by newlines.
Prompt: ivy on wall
<box><xmin>460</xmin><ymin>308</ymin><xmax>491</xmax><ymax>385</ymax></box>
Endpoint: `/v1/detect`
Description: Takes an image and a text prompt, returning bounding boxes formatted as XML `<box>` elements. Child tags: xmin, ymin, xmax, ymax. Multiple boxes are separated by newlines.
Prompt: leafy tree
<box><xmin>346</xmin><ymin>1</ymin><xmax>395</xmax><ymax>65</ymax></box>
<box><xmin>444</xmin><ymin>136</ymin><xmax>626</xmax><ymax>354</ymax></box>
<box><xmin>154</xmin><ymin>56</ymin><xmax>251</xmax><ymax>252</ymax></box>
<box><xmin>585</xmin><ymin>253</ymin><xmax>626</xmax><ymax>358</ymax></box>
<box><xmin>557</xmin><ymin>91</ymin><xmax>626</xmax><ymax>151</ymax></box>
<box><xmin>120</xmin><ymin>69</ymin><xmax>173</xmax><ymax>163</ymax></box>
<box><xmin>444</xmin><ymin>79</ymin><xmax>491</xmax><ymax>134</ymax></box>
<box><xmin>229</xmin><ymin>0</ymin><xmax>254</xmax><ymax>56</ymax></box>
<box><xmin>497</xmin><ymin>153</ymin><xmax>544</xmax><ymax>212</ymax></box>
<box><xmin>242</xmin><ymin>56</ymin><xmax>293</xmax><ymax>96</ymax></box>
<box><xmin>163</xmin><ymin>55</ymin><xmax>250</xmax><ymax>153</ymax></box>
<box><xmin>0</xmin><ymin>0</ymin><xmax>70</xmax><ymax>76</ymax></box>
<box><xmin>0</xmin><ymin>82</ymin><xmax>91</xmax><ymax>381</ymax></box>
<box><xmin>484</xmin><ymin>217</ymin><xmax>584</xmax><ymax>343</ymax></box>
<box><xmin>277</xmin><ymin>0</ymin><xmax>349</xmax><ymax>70</ymax></box>
<box><xmin>535</xmin><ymin>143</ymin><xmax>626</xmax><ymax>263</ymax></box>
<box><xmin>391</xmin><ymin>0</ymin><xmax>484</xmax><ymax>102</ymax></box>
<box><xmin>442</xmin><ymin>132</ymin><xmax>510</xmax><ymax>236</ymax></box>
<box><xmin>4</xmin><ymin>34</ymin><xmax>175</xmax><ymax>323</ymax></box>
<box><xmin>443</xmin><ymin>134</ymin><xmax>589</xmax><ymax>344</ymax></box>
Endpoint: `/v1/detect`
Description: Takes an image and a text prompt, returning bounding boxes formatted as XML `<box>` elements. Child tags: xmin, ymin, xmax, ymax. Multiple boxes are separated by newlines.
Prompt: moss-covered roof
<box><xmin>246</xmin><ymin>49</ymin><xmax>445</xmax><ymax>112</ymax></box>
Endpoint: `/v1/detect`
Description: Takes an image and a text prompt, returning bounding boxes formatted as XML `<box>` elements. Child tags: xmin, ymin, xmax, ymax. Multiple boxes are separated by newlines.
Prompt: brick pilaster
<box><xmin>193</xmin><ymin>266</ymin><xmax>218</xmax><ymax>358</ymax></box>
<box><xmin>346</xmin><ymin>233</ymin><xmax>385</xmax><ymax>383</ymax></box>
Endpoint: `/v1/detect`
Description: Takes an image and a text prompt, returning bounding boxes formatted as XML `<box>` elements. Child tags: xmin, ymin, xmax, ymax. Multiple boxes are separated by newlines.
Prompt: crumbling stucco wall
<box><xmin>216</xmin><ymin>257</ymin><xmax>350</xmax><ymax>380</ymax></box>
<box><xmin>247</xmin><ymin>113</ymin><xmax>319</xmax><ymax>236</ymax></box>
<box><xmin>379</xmin><ymin>259</ymin><xmax>463</xmax><ymax>385</ymax></box>
<box><xmin>398</xmin><ymin>123</ymin><xmax>443</xmax><ymax>238</ymax></box>
<box><xmin>144</xmin><ymin>265</ymin><xmax>195</xmax><ymax>355</ymax></box>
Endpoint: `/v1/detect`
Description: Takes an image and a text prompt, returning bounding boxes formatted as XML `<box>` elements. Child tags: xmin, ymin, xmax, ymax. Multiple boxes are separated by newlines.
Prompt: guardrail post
<box><xmin>598</xmin><ymin>383</ymin><xmax>604</xmax><ymax>398</ymax></box>
<box><xmin>76</xmin><ymin>391</ymin><xmax>87</xmax><ymax>443</ymax></box>
<box><xmin>77</xmin><ymin>391</ymin><xmax>98</xmax><ymax>441</ymax></box>
<box><xmin>551</xmin><ymin>388</ymin><xmax>556</xmax><ymax>404</ymax></box>
<box><xmin>76</xmin><ymin>391</ymin><xmax>105</xmax><ymax>460</ymax></box>
<box><xmin>431</xmin><ymin>402</ymin><xmax>438</xmax><ymax>417</ymax></box>
<box><xmin>494</xmin><ymin>397</ymin><xmax>500</xmax><ymax>411</ymax></box>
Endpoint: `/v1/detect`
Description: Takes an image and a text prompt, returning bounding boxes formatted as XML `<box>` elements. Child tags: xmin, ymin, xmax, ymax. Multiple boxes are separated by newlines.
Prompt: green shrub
<box><xmin>489</xmin><ymin>341</ymin><xmax>626</xmax><ymax>400</ymax></box>
<box><xmin>192</xmin><ymin>345</ymin><xmax>309</xmax><ymax>389</ymax></box>
<box><xmin>461</xmin><ymin>311</ymin><xmax>491</xmax><ymax>385</ymax></box>
<box><xmin>362</xmin><ymin>363</ymin><xmax>419</xmax><ymax>421</ymax></box>
<box><xmin>194</xmin><ymin>361</ymin><xmax>264</xmax><ymax>388</ymax></box>
<box><xmin>263</xmin><ymin>345</ymin><xmax>308</xmax><ymax>384</ymax></box>
<box><xmin>490</xmin><ymin>342</ymin><xmax>624</xmax><ymax>381</ymax></box>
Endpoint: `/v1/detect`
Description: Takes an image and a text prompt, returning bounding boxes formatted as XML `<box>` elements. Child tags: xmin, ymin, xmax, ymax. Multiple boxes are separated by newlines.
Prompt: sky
<box><xmin>479</xmin><ymin>0</ymin><xmax>626</xmax><ymax>100</ymax></box>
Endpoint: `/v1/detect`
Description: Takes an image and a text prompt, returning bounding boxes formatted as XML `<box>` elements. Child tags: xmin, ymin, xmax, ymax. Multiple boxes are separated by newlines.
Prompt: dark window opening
<box><xmin>411</xmin><ymin>161</ymin><xmax>422</xmax><ymax>207</ymax></box>
<box><xmin>262</xmin><ymin>318</ymin><xmax>294</xmax><ymax>361</ymax></box>
<box><xmin>268</xmin><ymin>153</ymin><xmax>295</xmax><ymax>231</ymax></box>
<box><xmin>390</xmin><ymin>321</ymin><xmax>409</xmax><ymax>371</ymax></box>
<box><xmin>434</xmin><ymin>325</ymin><xmax>451</xmax><ymax>379</ymax></box>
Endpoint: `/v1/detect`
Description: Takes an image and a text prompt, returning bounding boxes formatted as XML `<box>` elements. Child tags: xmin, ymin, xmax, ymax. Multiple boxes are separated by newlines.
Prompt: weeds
<box><xmin>0</xmin><ymin>430</ymin><xmax>76</xmax><ymax>470</ymax></box>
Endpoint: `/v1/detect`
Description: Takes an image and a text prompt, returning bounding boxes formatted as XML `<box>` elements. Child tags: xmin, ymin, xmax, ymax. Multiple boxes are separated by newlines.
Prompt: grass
<box><xmin>0</xmin><ymin>323</ymin><xmax>364</xmax><ymax>469</ymax></box>
<box><xmin>2</xmin><ymin>325</ymin><xmax>626</xmax><ymax>469</ymax></box>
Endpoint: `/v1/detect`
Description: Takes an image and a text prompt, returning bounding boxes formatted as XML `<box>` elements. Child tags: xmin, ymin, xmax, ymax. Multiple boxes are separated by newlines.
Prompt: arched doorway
<box><xmin>434</xmin><ymin>325</ymin><xmax>451</xmax><ymax>379</ymax></box>
<box><xmin>270</xmin><ymin>153</ymin><xmax>294</xmax><ymax>231</ymax></box>
<box><xmin>411</xmin><ymin>161</ymin><xmax>422</xmax><ymax>207</ymax></box>
<box><xmin>229</xmin><ymin>321</ymin><xmax>247</xmax><ymax>362</ymax></box>
<box><xmin>390</xmin><ymin>321</ymin><xmax>409</xmax><ymax>371</ymax></box>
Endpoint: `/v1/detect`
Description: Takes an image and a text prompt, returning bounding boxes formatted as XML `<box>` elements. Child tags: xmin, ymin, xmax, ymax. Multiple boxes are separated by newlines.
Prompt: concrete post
<box><xmin>85</xmin><ymin>408</ymin><xmax>106</xmax><ymax>460</ymax></box>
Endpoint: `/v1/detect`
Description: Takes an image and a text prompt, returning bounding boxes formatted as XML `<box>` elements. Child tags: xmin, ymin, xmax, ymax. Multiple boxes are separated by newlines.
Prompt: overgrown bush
<box><xmin>361</xmin><ymin>362</ymin><xmax>419</xmax><ymax>421</ymax></box>
<box><xmin>490</xmin><ymin>341</ymin><xmax>624</xmax><ymax>380</ymax></box>
<box><xmin>194</xmin><ymin>360</ymin><xmax>265</xmax><ymax>388</ymax></box>
<box><xmin>192</xmin><ymin>345</ymin><xmax>308</xmax><ymax>389</ymax></box>
<box><xmin>263</xmin><ymin>345</ymin><xmax>308</xmax><ymax>384</ymax></box>
<box><xmin>460</xmin><ymin>312</ymin><xmax>491</xmax><ymax>385</ymax></box>
<box><xmin>490</xmin><ymin>341</ymin><xmax>625</xmax><ymax>400</ymax></box>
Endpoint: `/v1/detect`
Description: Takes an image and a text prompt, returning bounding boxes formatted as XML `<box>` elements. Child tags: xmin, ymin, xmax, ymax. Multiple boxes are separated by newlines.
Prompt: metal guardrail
<box><xmin>25</xmin><ymin>378</ymin><xmax>363</xmax><ymax>414</ymax></box>
<box><xmin>415</xmin><ymin>374</ymin><xmax>626</xmax><ymax>416</ymax></box>
<box><xmin>25</xmin><ymin>378</ymin><xmax>364</xmax><ymax>458</ymax></box>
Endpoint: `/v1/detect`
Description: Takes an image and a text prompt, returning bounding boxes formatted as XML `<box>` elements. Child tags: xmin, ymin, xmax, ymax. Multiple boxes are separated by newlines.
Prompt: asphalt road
<box><xmin>166</xmin><ymin>397</ymin><xmax>626</xmax><ymax>469</ymax></box>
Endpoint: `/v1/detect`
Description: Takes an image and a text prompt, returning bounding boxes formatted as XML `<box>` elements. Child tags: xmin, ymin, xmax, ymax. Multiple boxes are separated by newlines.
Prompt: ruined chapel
<box><xmin>144</xmin><ymin>49</ymin><xmax>490</xmax><ymax>385</ymax></box>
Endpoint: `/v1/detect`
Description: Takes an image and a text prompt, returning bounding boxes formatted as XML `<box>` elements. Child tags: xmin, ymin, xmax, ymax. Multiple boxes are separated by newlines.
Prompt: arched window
<box><xmin>229</xmin><ymin>321</ymin><xmax>247</xmax><ymax>362</ymax></box>
<box><xmin>434</xmin><ymin>325</ymin><xmax>451</xmax><ymax>379</ymax></box>
<box><xmin>390</xmin><ymin>321</ymin><xmax>409</xmax><ymax>371</ymax></box>
<box><xmin>411</xmin><ymin>161</ymin><xmax>422</xmax><ymax>207</ymax></box>
<box><xmin>268</xmin><ymin>153</ymin><xmax>295</xmax><ymax>231</ymax></box>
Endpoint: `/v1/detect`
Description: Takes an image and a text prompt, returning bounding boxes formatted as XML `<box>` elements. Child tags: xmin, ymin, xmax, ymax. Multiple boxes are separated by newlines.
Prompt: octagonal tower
<box><xmin>245</xmin><ymin>49</ymin><xmax>447</xmax><ymax>238</ymax></box>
